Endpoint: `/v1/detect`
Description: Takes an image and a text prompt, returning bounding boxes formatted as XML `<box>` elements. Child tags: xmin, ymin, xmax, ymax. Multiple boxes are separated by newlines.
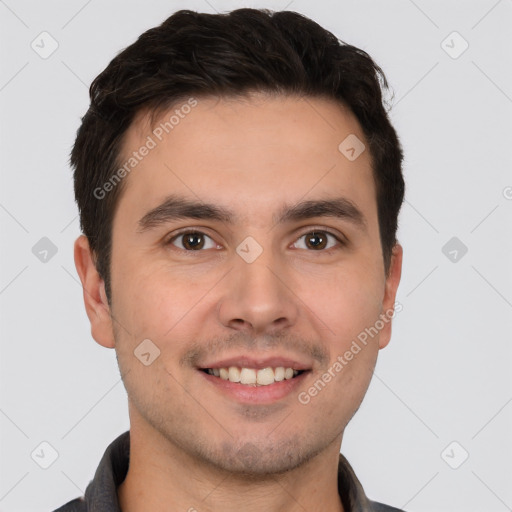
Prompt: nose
<box><xmin>217</xmin><ymin>245</ymin><xmax>299</xmax><ymax>335</ymax></box>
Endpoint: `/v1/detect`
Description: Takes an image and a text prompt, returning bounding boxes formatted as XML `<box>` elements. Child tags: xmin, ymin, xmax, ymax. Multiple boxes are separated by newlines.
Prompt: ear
<box><xmin>74</xmin><ymin>234</ymin><xmax>115</xmax><ymax>348</ymax></box>
<box><xmin>378</xmin><ymin>243</ymin><xmax>403</xmax><ymax>349</ymax></box>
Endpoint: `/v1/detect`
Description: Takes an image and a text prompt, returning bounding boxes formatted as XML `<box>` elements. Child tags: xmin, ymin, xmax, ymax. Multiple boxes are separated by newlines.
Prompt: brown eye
<box><xmin>305</xmin><ymin>231</ymin><xmax>327</xmax><ymax>250</ymax></box>
<box><xmin>168</xmin><ymin>231</ymin><xmax>217</xmax><ymax>251</ymax></box>
<box><xmin>292</xmin><ymin>230</ymin><xmax>341</xmax><ymax>251</ymax></box>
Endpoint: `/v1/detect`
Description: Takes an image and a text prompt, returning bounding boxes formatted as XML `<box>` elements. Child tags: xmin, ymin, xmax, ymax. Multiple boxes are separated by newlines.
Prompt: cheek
<box><xmin>111</xmin><ymin>257</ymin><xmax>217</xmax><ymax>359</ymax></box>
<box><xmin>309</xmin><ymin>262</ymin><xmax>384</xmax><ymax>346</ymax></box>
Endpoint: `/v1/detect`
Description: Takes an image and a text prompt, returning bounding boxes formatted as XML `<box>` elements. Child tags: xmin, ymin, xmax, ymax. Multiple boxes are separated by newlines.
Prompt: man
<box><xmin>57</xmin><ymin>7</ymin><xmax>405</xmax><ymax>512</ymax></box>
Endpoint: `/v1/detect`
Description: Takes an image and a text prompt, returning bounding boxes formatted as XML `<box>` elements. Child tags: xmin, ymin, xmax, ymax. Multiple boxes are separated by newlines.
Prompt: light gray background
<box><xmin>1</xmin><ymin>1</ymin><xmax>511</xmax><ymax>511</ymax></box>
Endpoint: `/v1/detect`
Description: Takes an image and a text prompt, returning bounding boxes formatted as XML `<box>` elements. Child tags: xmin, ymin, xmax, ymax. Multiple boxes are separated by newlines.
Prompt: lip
<box><xmin>198</xmin><ymin>355</ymin><xmax>312</xmax><ymax>371</ymax></box>
<box><xmin>199</xmin><ymin>368</ymin><xmax>310</xmax><ymax>404</ymax></box>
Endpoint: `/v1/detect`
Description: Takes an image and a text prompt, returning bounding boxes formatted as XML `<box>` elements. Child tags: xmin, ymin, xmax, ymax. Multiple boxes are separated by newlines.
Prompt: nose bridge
<box><xmin>217</xmin><ymin>236</ymin><xmax>298</xmax><ymax>333</ymax></box>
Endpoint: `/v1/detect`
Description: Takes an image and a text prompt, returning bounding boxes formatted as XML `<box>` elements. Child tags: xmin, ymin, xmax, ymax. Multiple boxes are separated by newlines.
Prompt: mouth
<box><xmin>198</xmin><ymin>364</ymin><xmax>311</xmax><ymax>404</ymax></box>
<box><xmin>196</xmin><ymin>354</ymin><xmax>313</xmax><ymax>404</ymax></box>
<box><xmin>200</xmin><ymin>366</ymin><xmax>307</xmax><ymax>386</ymax></box>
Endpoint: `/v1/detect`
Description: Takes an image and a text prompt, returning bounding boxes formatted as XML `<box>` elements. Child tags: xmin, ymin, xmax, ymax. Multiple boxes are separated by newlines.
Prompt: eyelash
<box><xmin>165</xmin><ymin>228</ymin><xmax>345</xmax><ymax>253</ymax></box>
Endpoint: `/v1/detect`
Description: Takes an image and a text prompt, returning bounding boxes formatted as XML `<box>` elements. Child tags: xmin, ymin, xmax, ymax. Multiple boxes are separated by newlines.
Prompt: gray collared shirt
<box><xmin>53</xmin><ymin>431</ymin><xmax>405</xmax><ymax>512</ymax></box>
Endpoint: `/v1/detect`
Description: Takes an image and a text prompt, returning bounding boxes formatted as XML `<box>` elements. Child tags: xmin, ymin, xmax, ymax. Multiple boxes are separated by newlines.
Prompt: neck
<box><xmin>118</xmin><ymin>419</ymin><xmax>345</xmax><ymax>512</ymax></box>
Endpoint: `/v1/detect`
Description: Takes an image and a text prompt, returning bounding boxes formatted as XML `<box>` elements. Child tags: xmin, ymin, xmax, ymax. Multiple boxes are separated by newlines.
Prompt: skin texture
<box><xmin>74</xmin><ymin>92</ymin><xmax>402</xmax><ymax>512</ymax></box>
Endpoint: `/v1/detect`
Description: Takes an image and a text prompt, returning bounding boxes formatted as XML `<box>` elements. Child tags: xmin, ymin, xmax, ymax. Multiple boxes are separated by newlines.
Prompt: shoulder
<box><xmin>51</xmin><ymin>430</ymin><xmax>130</xmax><ymax>511</ymax></box>
<box><xmin>369</xmin><ymin>500</ymin><xmax>406</xmax><ymax>511</ymax></box>
<box><xmin>52</xmin><ymin>497</ymin><xmax>86</xmax><ymax>512</ymax></box>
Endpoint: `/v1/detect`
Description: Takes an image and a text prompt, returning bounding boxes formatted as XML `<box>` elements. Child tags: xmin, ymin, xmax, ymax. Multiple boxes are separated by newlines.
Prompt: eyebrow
<box><xmin>137</xmin><ymin>194</ymin><xmax>366</xmax><ymax>233</ymax></box>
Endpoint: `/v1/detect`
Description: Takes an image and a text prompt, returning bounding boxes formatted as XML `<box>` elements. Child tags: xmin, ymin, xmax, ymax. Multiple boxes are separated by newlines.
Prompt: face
<box><xmin>75</xmin><ymin>92</ymin><xmax>402</xmax><ymax>475</ymax></box>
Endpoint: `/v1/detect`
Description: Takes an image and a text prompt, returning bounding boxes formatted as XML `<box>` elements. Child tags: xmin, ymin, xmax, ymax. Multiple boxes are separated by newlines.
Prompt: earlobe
<box><xmin>73</xmin><ymin>235</ymin><xmax>115</xmax><ymax>349</ymax></box>
<box><xmin>378</xmin><ymin>243</ymin><xmax>403</xmax><ymax>349</ymax></box>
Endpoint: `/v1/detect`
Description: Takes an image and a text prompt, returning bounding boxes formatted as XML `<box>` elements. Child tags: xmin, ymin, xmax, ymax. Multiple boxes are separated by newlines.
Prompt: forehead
<box><xmin>114</xmin><ymin>93</ymin><xmax>376</xmax><ymax>227</ymax></box>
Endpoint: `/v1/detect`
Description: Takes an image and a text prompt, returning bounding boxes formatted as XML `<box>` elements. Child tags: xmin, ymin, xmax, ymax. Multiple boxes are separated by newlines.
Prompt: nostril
<box><xmin>229</xmin><ymin>318</ymin><xmax>248</xmax><ymax>328</ymax></box>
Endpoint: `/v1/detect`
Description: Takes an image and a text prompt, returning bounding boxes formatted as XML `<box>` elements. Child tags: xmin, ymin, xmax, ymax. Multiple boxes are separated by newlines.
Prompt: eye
<box><xmin>167</xmin><ymin>231</ymin><xmax>219</xmax><ymax>251</ymax></box>
<box><xmin>292</xmin><ymin>230</ymin><xmax>342</xmax><ymax>251</ymax></box>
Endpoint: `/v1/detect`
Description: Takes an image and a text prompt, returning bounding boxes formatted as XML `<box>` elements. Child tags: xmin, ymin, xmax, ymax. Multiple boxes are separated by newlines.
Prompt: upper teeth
<box><xmin>207</xmin><ymin>366</ymin><xmax>300</xmax><ymax>386</ymax></box>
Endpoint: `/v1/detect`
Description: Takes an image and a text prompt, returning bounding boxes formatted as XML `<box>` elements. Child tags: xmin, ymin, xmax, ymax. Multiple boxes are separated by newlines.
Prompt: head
<box><xmin>73</xmin><ymin>8</ymin><xmax>404</xmax><ymax>476</ymax></box>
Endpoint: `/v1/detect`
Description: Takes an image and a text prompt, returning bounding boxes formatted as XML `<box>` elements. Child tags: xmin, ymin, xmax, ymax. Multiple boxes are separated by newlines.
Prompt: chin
<box><xmin>196</xmin><ymin>437</ymin><xmax>324</xmax><ymax>477</ymax></box>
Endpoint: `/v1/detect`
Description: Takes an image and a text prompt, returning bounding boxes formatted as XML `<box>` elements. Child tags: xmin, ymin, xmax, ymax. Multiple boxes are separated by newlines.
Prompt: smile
<box><xmin>202</xmin><ymin>366</ymin><xmax>305</xmax><ymax>386</ymax></box>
